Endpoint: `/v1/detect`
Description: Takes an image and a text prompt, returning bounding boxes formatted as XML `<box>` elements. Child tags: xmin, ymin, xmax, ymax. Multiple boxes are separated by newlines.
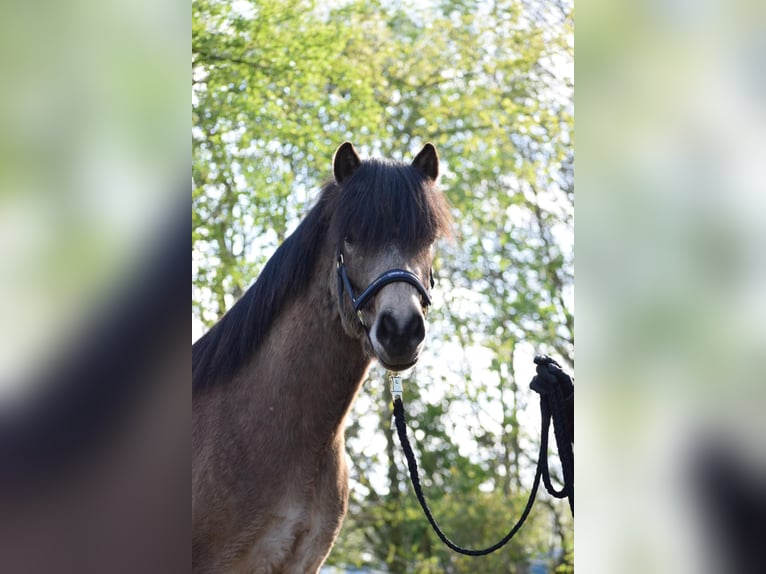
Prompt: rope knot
<box><xmin>530</xmin><ymin>354</ymin><xmax>573</xmax><ymax>398</ymax></box>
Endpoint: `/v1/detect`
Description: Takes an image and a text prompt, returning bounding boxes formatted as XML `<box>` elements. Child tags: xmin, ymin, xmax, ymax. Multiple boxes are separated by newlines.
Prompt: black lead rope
<box><xmin>392</xmin><ymin>355</ymin><xmax>574</xmax><ymax>556</ymax></box>
<box><xmin>531</xmin><ymin>356</ymin><xmax>574</xmax><ymax>515</ymax></box>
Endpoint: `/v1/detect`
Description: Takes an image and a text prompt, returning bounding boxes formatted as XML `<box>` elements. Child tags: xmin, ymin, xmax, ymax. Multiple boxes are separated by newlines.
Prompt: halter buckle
<box><xmin>389</xmin><ymin>373</ymin><xmax>403</xmax><ymax>401</ymax></box>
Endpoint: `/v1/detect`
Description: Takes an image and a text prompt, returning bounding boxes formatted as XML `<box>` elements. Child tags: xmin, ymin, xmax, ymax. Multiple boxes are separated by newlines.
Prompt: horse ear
<box><xmin>412</xmin><ymin>143</ymin><xmax>439</xmax><ymax>181</ymax></box>
<box><xmin>333</xmin><ymin>141</ymin><xmax>361</xmax><ymax>184</ymax></box>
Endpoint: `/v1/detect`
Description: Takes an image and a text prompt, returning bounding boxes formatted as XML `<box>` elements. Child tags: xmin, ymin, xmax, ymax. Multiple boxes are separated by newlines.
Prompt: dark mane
<box><xmin>192</xmin><ymin>156</ymin><xmax>452</xmax><ymax>392</ymax></box>
<box><xmin>192</xmin><ymin>193</ymin><xmax>332</xmax><ymax>392</ymax></box>
<box><xmin>331</xmin><ymin>159</ymin><xmax>452</xmax><ymax>251</ymax></box>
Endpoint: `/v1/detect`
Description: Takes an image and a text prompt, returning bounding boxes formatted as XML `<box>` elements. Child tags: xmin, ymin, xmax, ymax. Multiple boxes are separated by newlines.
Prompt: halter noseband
<box><xmin>336</xmin><ymin>249</ymin><xmax>434</xmax><ymax>328</ymax></box>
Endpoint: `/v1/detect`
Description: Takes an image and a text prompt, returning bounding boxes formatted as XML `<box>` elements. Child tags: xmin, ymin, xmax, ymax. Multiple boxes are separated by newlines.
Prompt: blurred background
<box><xmin>0</xmin><ymin>0</ymin><xmax>188</xmax><ymax>572</ymax></box>
<box><xmin>192</xmin><ymin>0</ymin><xmax>573</xmax><ymax>572</ymax></box>
<box><xmin>0</xmin><ymin>0</ymin><xmax>187</xmax><ymax>399</ymax></box>
<box><xmin>577</xmin><ymin>0</ymin><xmax>766</xmax><ymax>572</ymax></box>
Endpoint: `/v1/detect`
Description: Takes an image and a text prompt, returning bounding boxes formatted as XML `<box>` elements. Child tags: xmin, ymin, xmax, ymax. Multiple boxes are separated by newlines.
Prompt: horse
<box><xmin>192</xmin><ymin>141</ymin><xmax>452</xmax><ymax>573</ymax></box>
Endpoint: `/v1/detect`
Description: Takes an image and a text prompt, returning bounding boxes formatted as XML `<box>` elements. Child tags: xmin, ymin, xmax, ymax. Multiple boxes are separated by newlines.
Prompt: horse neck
<box><xmin>232</xmin><ymin>262</ymin><xmax>372</xmax><ymax>447</ymax></box>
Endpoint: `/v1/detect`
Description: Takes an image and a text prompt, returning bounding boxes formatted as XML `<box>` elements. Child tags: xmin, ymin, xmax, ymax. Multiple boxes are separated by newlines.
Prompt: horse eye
<box><xmin>344</xmin><ymin>235</ymin><xmax>353</xmax><ymax>245</ymax></box>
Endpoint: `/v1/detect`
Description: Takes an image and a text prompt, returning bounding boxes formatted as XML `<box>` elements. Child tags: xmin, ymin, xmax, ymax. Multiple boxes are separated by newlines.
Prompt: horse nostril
<box><xmin>404</xmin><ymin>313</ymin><xmax>425</xmax><ymax>346</ymax></box>
<box><xmin>376</xmin><ymin>311</ymin><xmax>398</xmax><ymax>346</ymax></box>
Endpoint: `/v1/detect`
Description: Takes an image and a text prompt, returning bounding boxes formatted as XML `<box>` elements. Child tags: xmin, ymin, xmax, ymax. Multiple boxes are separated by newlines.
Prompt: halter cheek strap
<box><xmin>336</xmin><ymin>250</ymin><xmax>433</xmax><ymax>328</ymax></box>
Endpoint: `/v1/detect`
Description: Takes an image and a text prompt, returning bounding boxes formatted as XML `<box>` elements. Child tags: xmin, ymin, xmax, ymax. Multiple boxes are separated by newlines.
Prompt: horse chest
<box><xmin>240</xmin><ymin>489</ymin><xmax>346</xmax><ymax>574</ymax></box>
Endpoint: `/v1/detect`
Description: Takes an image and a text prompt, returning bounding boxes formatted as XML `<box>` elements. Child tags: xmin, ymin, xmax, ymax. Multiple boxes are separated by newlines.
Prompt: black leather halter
<box><xmin>336</xmin><ymin>249</ymin><xmax>434</xmax><ymax>328</ymax></box>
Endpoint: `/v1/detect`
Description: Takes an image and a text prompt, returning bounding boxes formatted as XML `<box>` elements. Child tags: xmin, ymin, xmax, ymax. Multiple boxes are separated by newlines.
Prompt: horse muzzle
<box><xmin>369</xmin><ymin>307</ymin><xmax>426</xmax><ymax>371</ymax></box>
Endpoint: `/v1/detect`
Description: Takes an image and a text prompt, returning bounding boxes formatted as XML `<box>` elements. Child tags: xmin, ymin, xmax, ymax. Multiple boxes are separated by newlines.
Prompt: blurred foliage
<box><xmin>193</xmin><ymin>0</ymin><xmax>572</xmax><ymax>571</ymax></box>
<box><xmin>0</xmin><ymin>0</ymin><xmax>185</xmax><ymax>390</ymax></box>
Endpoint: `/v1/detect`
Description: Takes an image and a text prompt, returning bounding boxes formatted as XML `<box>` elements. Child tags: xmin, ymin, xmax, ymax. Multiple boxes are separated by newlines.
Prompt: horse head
<box><xmin>329</xmin><ymin>141</ymin><xmax>451</xmax><ymax>371</ymax></box>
